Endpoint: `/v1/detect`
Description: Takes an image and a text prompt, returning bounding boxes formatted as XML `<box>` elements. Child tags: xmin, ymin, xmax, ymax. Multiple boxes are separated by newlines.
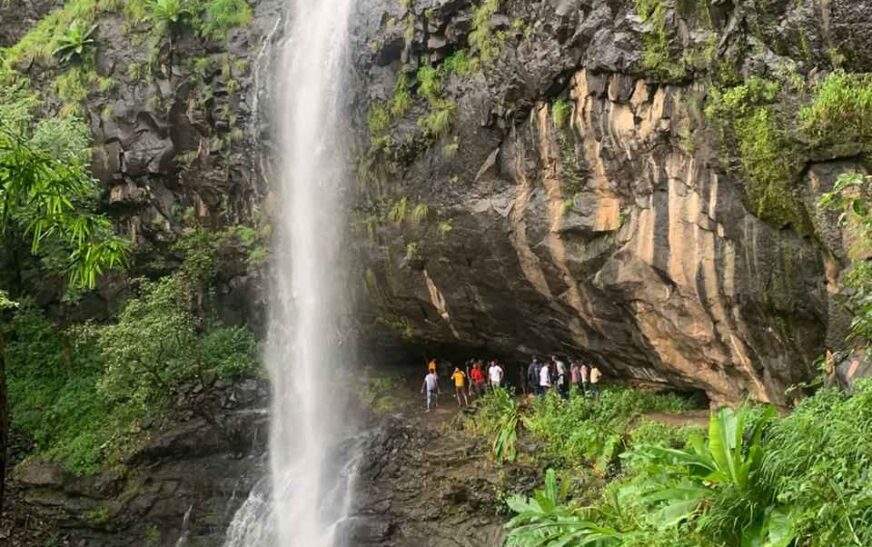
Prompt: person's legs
<box><xmin>426</xmin><ymin>389</ymin><xmax>433</xmax><ymax>410</ymax></box>
<box><xmin>455</xmin><ymin>386</ymin><xmax>463</xmax><ymax>407</ymax></box>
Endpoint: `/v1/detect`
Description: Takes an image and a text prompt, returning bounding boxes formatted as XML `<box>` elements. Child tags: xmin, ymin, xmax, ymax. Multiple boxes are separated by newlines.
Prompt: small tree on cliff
<box><xmin>0</xmin><ymin>120</ymin><xmax>129</xmax><ymax>513</ymax></box>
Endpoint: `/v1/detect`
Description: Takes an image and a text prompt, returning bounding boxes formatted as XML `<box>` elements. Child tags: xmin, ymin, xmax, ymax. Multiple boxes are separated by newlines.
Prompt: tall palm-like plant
<box><xmin>52</xmin><ymin>21</ymin><xmax>98</xmax><ymax>65</ymax></box>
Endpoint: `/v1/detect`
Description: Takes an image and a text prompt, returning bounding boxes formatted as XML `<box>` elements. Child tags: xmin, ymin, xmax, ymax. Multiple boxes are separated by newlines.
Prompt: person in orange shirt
<box><xmin>428</xmin><ymin>359</ymin><xmax>438</xmax><ymax>376</ymax></box>
<box><xmin>451</xmin><ymin>367</ymin><xmax>469</xmax><ymax>407</ymax></box>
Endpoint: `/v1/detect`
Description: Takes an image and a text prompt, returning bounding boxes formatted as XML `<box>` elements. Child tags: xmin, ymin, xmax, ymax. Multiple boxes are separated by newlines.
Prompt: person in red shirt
<box><xmin>469</xmin><ymin>362</ymin><xmax>485</xmax><ymax>397</ymax></box>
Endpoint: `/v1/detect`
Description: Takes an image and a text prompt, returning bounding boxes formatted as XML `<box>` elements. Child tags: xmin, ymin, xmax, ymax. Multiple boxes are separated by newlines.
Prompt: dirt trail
<box><xmin>641</xmin><ymin>409</ymin><xmax>710</xmax><ymax>428</ymax></box>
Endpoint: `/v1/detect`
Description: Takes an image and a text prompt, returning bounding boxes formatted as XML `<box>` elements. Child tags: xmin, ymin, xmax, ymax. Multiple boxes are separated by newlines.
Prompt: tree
<box><xmin>0</xmin><ymin>125</ymin><xmax>128</xmax><ymax>513</ymax></box>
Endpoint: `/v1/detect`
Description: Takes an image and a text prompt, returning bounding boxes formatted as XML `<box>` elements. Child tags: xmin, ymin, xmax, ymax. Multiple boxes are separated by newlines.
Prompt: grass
<box><xmin>418</xmin><ymin>99</ymin><xmax>455</xmax><ymax>138</ymax></box>
<box><xmin>469</xmin><ymin>0</ymin><xmax>503</xmax><ymax>63</ymax></box>
<box><xmin>443</xmin><ymin>49</ymin><xmax>479</xmax><ymax>76</ymax></box>
<box><xmin>635</xmin><ymin>0</ymin><xmax>686</xmax><ymax>80</ymax></box>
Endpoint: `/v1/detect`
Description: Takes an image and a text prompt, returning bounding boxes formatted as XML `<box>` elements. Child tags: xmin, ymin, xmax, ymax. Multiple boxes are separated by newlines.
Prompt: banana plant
<box><xmin>642</xmin><ymin>405</ymin><xmax>775</xmax><ymax>491</ymax></box>
<box><xmin>52</xmin><ymin>22</ymin><xmax>98</xmax><ymax>65</ymax></box>
<box><xmin>506</xmin><ymin>469</ymin><xmax>623</xmax><ymax>546</ymax></box>
<box><xmin>628</xmin><ymin>406</ymin><xmax>796</xmax><ymax>545</ymax></box>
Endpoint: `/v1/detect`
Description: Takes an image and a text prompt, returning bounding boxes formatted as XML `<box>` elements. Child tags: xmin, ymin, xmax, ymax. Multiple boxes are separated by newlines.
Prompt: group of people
<box><xmin>526</xmin><ymin>356</ymin><xmax>602</xmax><ymax>398</ymax></box>
<box><xmin>421</xmin><ymin>358</ymin><xmax>506</xmax><ymax>411</ymax></box>
<box><xmin>420</xmin><ymin>355</ymin><xmax>603</xmax><ymax>411</ymax></box>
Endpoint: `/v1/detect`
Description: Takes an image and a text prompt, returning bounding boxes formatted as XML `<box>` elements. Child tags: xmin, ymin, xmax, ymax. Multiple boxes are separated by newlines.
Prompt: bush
<box><xmin>201</xmin><ymin>326</ymin><xmax>258</xmax><ymax>379</ymax></box>
<box><xmin>5</xmin><ymin>309</ymin><xmax>107</xmax><ymax>474</ymax></box>
<box><xmin>6</xmin><ymin>240</ymin><xmax>261</xmax><ymax>474</ymax></box>
<box><xmin>800</xmin><ymin>70</ymin><xmax>872</xmax><ymax>147</ymax></box>
<box><xmin>524</xmin><ymin>388</ymin><xmax>692</xmax><ymax>468</ymax></box>
<box><xmin>508</xmin><ymin>384</ymin><xmax>872</xmax><ymax>547</ymax></box>
<box><xmin>97</xmin><ymin>276</ymin><xmax>199</xmax><ymax>409</ymax></box>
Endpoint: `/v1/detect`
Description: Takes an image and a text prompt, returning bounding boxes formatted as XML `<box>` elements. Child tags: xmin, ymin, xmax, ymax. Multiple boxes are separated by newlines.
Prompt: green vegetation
<box><xmin>504</xmin><ymin>384</ymin><xmax>872</xmax><ymax>546</ymax></box>
<box><xmin>0</xmin><ymin>66</ymin><xmax>130</xmax><ymax>488</ymax></box>
<box><xmin>443</xmin><ymin>49</ymin><xmax>479</xmax><ymax>76</ymax></box>
<box><xmin>524</xmin><ymin>389</ymin><xmax>692</xmax><ymax>471</ymax></box>
<box><xmin>413</xmin><ymin>64</ymin><xmax>457</xmax><ymax>139</ymax></box>
<box><xmin>551</xmin><ymin>99</ymin><xmax>572</xmax><ymax>130</ymax></box>
<box><xmin>52</xmin><ymin>21</ymin><xmax>98</xmax><ymax>65</ymax></box>
<box><xmin>437</xmin><ymin>219</ymin><xmax>453</xmax><ymax>239</ymax></box>
<box><xmin>83</xmin><ymin>505</ymin><xmax>111</xmax><ymax>526</ymax></box>
<box><xmin>469</xmin><ymin>0</ymin><xmax>504</xmax><ymax>63</ymax></box>
<box><xmin>635</xmin><ymin>0</ymin><xmax>686</xmax><ymax>80</ymax></box>
<box><xmin>705</xmin><ymin>77</ymin><xmax>810</xmax><ymax>233</ymax></box>
<box><xmin>800</xmin><ymin>70</ymin><xmax>872</xmax><ymax>148</ymax></box>
<box><xmin>7</xmin><ymin>229</ymin><xmax>261</xmax><ymax>475</ymax></box>
<box><xmin>418</xmin><ymin>99</ymin><xmax>456</xmax><ymax>138</ymax></box>
<box><xmin>820</xmin><ymin>173</ymin><xmax>872</xmax><ymax>344</ymax></box>
<box><xmin>469</xmin><ymin>387</ymin><xmax>696</xmax><ymax>471</ymax></box>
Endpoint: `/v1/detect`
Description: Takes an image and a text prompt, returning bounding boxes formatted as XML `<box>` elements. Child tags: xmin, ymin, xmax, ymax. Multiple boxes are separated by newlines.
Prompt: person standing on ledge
<box><xmin>488</xmin><ymin>360</ymin><xmax>504</xmax><ymax>391</ymax></box>
<box><xmin>527</xmin><ymin>358</ymin><xmax>540</xmax><ymax>396</ymax></box>
<box><xmin>539</xmin><ymin>359</ymin><xmax>552</xmax><ymax>395</ymax></box>
<box><xmin>451</xmin><ymin>367</ymin><xmax>469</xmax><ymax>407</ymax></box>
<box><xmin>570</xmin><ymin>360</ymin><xmax>581</xmax><ymax>393</ymax></box>
<box><xmin>590</xmin><ymin>364</ymin><xmax>602</xmax><ymax>399</ymax></box>
<box><xmin>470</xmin><ymin>362</ymin><xmax>485</xmax><ymax>397</ymax></box>
<box><xmin>422</xmin><ymin>368</ymin><xmax>440</xmax><ymax>412</ymax></box>
<box><xmin>580</xmin><ymin>361</ymin><xmax>590</xmax><ymax>396</ymax></box>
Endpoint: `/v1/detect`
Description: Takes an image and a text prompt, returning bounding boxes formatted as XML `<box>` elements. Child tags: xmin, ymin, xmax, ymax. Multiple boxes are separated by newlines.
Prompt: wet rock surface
<box><xmin>2</xmin><ymin>381</ymin><xmax>269</xmax><ymax>547</ymax></box>
<box><xmin>344</xmin><ymin>397</ymin><xmax>521</xmax><ymax>546</ymax></box>
<box><xmin>348</xmin><ymin>0</ymin><xmax>872</xmax><ymax>405</ymax></box>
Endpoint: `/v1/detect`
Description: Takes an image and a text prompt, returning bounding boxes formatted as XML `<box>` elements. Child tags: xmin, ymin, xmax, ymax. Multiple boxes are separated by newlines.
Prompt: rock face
<box><xmin>348</xmin><ymin>0</ymin><xmax>871</xmax><ymax>404</ymax></box>
<box><xmin>4</xmin><ymin>380</ymin><xmax>269</xmax><ymax>546</ymax></box>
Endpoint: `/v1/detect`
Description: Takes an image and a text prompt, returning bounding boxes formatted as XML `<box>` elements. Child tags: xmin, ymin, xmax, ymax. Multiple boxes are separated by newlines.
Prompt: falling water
<box><xmin>225</xmin><ymin>0</ymin><xmax>357</xmax><ymax>545</ymax></box>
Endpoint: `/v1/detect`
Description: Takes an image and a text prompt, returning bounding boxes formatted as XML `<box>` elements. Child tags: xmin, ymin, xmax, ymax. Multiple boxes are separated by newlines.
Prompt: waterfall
<box><xmin>225</xmin><ymin>0</ymin><xmax>357</xmax><ymax>544</ymax></box>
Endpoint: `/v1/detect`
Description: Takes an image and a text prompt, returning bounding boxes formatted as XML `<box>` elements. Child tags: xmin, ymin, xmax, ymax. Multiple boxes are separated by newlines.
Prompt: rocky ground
<box><xmin>1</xmin><ymin>379</ymin><xmax>270</xmax><ymax>546</ymax></box>
<box><xmin>344</xmin><ymin>373</ymin><xmax>524</xmax><ymax>547</ymax></box>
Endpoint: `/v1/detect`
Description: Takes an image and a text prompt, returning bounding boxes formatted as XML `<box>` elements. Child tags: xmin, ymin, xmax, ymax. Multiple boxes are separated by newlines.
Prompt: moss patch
<box><xmin>706</xmin><ymin>77</ymin><xmax>811</xmax><ymax>233</ymax></box>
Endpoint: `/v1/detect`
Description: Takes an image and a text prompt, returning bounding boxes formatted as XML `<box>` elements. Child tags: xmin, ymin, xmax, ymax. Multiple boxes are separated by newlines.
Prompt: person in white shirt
<box><xmin>488</xmin><ymin>361</ymin><xmax>504</xmax><ymax>390</ymax></box>
<box><xmin>539</xmin><ymin>361</ymin><xmax>551</xmax><ymax>393</ymax></box>
<box><xmin>421</xmin><ymin>370</ymin><xmax>440</xmax><ymax>411</ymax></box>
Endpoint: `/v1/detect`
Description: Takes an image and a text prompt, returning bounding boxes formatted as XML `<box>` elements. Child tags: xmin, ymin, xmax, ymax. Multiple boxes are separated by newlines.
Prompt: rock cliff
<box><xmin>348</xmin><ymin>0</ymin><xmax>871</xmax><ymax>405</ymax></box>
